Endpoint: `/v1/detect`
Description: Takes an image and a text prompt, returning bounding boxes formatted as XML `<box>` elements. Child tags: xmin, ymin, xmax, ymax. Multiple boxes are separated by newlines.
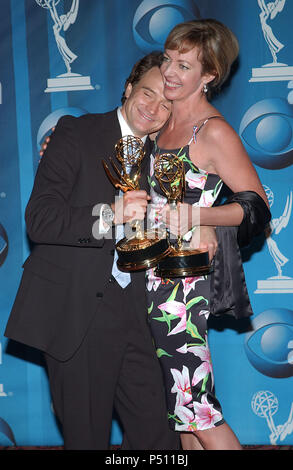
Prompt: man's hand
<box><xmin>112</xmin><ymin>190</ymin><xmax>150</xmax><ymax>225</ymax></box>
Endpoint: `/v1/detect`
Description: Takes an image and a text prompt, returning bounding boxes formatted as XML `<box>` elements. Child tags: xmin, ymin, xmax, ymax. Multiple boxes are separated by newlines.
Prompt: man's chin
<box><xmin>135</xmin><ymin>119</ymin><xmax>162</xmax><ymax>137</ymax></box>
<box><xmin>144</xmin><ymin>123</ymin><xmax>163</xmax><ymax>135</ymax></box>
<box><xmin>137</xmin><ymin>125</ymin><xmax>156</xmax><ymax>137</ymax></box>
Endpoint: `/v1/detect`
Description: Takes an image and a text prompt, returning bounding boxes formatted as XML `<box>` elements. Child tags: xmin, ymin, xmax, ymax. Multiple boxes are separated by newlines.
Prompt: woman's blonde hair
<box><xmin>164</xmin><ymin>18</ymin><xmax>239</xmax><ymax>95</ymax></box>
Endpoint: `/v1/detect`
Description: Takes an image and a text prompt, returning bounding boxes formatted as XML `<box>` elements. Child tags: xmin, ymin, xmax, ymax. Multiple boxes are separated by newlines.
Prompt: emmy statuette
<box><xmin>102</xmin><ymin>136</ymin><xmax>171</xmax><ymax>272</ymax></box>
<box><xmin>153</xmin><ymin>153</ymin><xmax>211</xmax><ymax>277</ymax></box>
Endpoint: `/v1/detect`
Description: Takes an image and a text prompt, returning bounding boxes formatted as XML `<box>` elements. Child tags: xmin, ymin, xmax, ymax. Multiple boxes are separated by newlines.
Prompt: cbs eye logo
<box><xmin>37</xmin><ymin>107</ymin><xmax>87</xmax><ymax>152</ymax></box>
<box><xmin>239</xmin><ymin>98</ymin><xmax>293</xmax><ymax>170</ymax></box>
<box><xmin>244</xmin><ymin>308</ymin><xmax>293</xmax><ymax>378</ymax></box>
<box><xmin>133</xmin><ymin>0</ymin><xmax>200</xmax><ymax>53</ymax></box>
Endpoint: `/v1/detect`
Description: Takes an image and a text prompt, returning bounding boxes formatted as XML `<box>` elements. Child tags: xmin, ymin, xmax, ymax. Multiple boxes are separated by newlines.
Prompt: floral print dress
<box><xmin>146</xmin><ymin>120</ymin><xmax>225</xmax><ymax>432</ymax></box>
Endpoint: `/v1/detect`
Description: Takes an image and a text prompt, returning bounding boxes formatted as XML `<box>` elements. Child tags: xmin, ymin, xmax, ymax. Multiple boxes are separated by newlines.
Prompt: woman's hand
<box><xmin>161</xmin><ymin>203</ymin><xmax>218</xmax><ymax>260</ymax></box>
<box><xmin>189</xmin><ymin>225</ymin><xmax>218</xmax><ymax>261</ymax></box>
<box><xmin>161</xmin><ymin>202</ymin><xmax>199</xmax><ymax>237</ymax></box>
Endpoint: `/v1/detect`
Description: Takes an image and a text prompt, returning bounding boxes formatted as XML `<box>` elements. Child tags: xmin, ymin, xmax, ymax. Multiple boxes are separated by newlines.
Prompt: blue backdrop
<box><xmin>1</xmin><ymin>0</ymin><xmax>293</xmax><ymax>446</ymax></box>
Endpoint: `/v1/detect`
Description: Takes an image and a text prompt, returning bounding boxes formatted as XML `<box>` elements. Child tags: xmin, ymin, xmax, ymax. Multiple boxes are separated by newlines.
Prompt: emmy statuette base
<box><xmin>116</xmin><ymin>232</ymin><xmax>171</xmax><ymax>272</ymax></box>
<box><xmin>155</xmin><ymin>248</ymin><xmax>211</xmax><ymax>278</ymax></box>
<box><xmin>117</xmin><ymin>247</ymin><xmax>172</xmax><ymax>272</ymax></box>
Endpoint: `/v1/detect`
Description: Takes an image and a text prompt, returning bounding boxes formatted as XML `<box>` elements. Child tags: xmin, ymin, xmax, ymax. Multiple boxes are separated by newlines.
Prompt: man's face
<box><xmin>121</xmin><ymin>66</ymin><xmax>171</xmax><ymax>138</ymax></box>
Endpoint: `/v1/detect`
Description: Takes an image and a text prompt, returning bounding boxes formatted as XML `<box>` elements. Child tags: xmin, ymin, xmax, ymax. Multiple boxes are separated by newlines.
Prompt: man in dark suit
<box><xmin>5</xmin><ymin>52</ymin><xmax>179</xmax><ymax>450</ymax></box>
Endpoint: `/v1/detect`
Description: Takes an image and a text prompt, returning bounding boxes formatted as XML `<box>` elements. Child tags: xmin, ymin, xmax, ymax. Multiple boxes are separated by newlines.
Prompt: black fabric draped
<box><xmin>210</xmin><ymin>191</ymin><xmax>271</xmax><ymax>319</ymax></box>
<box><xmin>225</xmin><ymin>190</ymin><xmax>271</xmax><ymax>248</ymax></box>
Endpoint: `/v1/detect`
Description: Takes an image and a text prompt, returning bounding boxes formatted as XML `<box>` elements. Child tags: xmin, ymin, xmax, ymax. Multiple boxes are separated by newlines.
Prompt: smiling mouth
<box><xmin>139</xmin><ymin>110</ymin><xmax>153</xmax><ymax>122</ymax></box>
<box><xmin>164</xmin><ymin>79</ymin><xmax>181</xmax><ymax>89</ymax></box>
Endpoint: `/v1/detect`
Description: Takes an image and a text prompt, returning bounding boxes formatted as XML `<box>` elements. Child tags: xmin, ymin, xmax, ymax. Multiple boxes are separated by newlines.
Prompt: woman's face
<box><xmin>160</xmin><ymin>46</ymin><xmax>213</xmax><ymax>102</ymax></box>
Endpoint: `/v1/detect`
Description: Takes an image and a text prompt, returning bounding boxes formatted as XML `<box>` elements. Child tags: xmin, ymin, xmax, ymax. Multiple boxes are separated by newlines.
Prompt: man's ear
<box><xmin>125</xmin><ymin>82</ymin><xmax>133</xmax><ymax>99</ymax></box>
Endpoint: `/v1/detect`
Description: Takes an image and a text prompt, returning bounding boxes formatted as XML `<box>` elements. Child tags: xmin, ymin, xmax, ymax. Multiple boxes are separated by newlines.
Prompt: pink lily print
<box><xmin>153</xmin><ymin>283</ymin><xmax>184</xmax><ymax>335</ymax></box>
<box><xmin>198</xmin><ymin>179</ymin><xmax>223</xmax><ymax>207</ymax></box>
<box><xmin>199</xmin><ymin>309</ymin><xmax>210</xmax><ymax>320</ymax></box>
<box><xmin>146</xmin><ymin>268</ymin><xmax>162</xmax><ymax>292</ymax></box>
<box><xmin>189</xmin><ymin>336</ymin><xmax>215</xmax><ymax>392</ymax></box>
<box><xmin>170</xmin><ymin>366</ymin><xmax>219</xmax><ymax>432</ymax></box>
<box><xmin>171</xmin><ymin>395</ymin><xmax>222</xmax><ymax>432</ymax></box>
<box><xmin>193</xmin><ymin>393</ymin><xmax>223</xmax><ymax>430</ymax></box>
<box><xmin>182</xmin><ymin>277</ymin><xmax>204</xmax><ymax>303</ymax></box>
<box><xmin>199</xmin><ymin>189</ymin><xmax>216</xmax><ymax>207</ymax></box>
<box><xmin>169</xmin><ymin>366</ymin><xmax>197</xmax><ymax>430</ymax></box>
<box><xmin>173</xmin><ymin>405</ymin><xmax>198</xmax><ymax>432</ymax></box>
<box><xmin>185</xmin><ymin>169</ymin><xmax>207</xmax><ymax>190</ymax></box>
<box><xmin>158</xmin><ymin>298</ymin><xmax>186</xmax><ymax>336</ymax></box>
<box><xmin>154</xmin><ymin>283</ymin><xmax>208</xmax><ymax>336</ymax></box>
<box><xmin>176</xmin><ymin>335</ymin><xmax>214</xmax><ymax>393</ymax></box>
<box><xmin>170</xmin><ymin>365</ymin><xmax>192</xmax><ymax>407</ymax></box>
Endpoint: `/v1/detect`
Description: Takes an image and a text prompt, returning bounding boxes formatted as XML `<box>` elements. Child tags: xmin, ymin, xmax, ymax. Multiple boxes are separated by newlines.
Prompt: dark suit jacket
<box><xmin>5</xmin><ymin>110</ymin><xmax>151</xmax><ymax>361</ymax></box>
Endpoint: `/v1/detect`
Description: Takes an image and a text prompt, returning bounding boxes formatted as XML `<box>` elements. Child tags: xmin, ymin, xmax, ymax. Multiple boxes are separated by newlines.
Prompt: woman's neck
<box><xmin>167</xmin><ymin>95</ymin><xmax>211</xmax><ymax>130</ymax></box>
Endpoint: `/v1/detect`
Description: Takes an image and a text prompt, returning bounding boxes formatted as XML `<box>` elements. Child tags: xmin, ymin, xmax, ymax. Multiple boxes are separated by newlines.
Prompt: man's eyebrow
<box><xmin>142</xmin><ymin>86</ymin><xmax>155</xmax><ymax>94</ymax></box>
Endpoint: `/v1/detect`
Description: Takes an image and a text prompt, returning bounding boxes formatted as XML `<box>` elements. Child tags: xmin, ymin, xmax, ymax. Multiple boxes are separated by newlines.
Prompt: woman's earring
<box><xmin>203</xmin><ymin>83</ymin><xmax>208</xmax><ymax>94</ymax></box>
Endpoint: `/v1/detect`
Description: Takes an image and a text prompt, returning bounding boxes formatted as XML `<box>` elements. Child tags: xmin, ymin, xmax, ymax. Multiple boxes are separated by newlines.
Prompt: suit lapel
<box><xmin>140</xmin><ymin>137</ymin><xmax>153</xmax><ymax>193</ymax></box>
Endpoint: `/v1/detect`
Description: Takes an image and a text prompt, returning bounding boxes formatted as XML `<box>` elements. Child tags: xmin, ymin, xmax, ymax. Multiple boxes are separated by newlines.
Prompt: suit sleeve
<box><xmin>25</xmin><ymin>115</ymin><xmax>107</xmax><ymax>247</ymax></box>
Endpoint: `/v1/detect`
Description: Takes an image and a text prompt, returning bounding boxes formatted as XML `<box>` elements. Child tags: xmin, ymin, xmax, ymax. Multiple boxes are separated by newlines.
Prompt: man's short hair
<box><xmin>121</xmin><ymin>51</ymin><xmax>164</xmax><ymax>104</ymax></box>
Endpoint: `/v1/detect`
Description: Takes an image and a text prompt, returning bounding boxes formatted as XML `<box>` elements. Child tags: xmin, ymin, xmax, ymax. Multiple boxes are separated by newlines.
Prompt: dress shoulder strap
<box><xmin>188</xmin><ymin>115</ymin><xmax>224</xmax><ymax>145</ymax></box>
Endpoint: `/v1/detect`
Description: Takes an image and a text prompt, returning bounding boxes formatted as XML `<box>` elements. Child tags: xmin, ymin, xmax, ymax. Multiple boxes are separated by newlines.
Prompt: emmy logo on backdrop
<box><xmin>35</xmin><ymin>0</ymin><xmax>94</xmax><ymax>92</ymax></box>
<box><xmin>252</xmin><ymin>391</ymin><xmax>293</xmax><ymax>444</ymax></box>
<box><xmin>255</xmin><ymin>186</ymin><xmax>293</xmax><ymax>293</ymax></box>
<box><xmin>250</xmin><ymin>0</ymin><xmax>293</xmax><ymax>82</ymax></box>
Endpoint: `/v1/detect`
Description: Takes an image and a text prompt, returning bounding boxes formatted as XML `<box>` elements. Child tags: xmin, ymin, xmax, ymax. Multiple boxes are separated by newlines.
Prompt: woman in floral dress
<box><xmin>146</xmin><ymin>19</ymin><xmax>270</xmax><ymax>450</ymax></box>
